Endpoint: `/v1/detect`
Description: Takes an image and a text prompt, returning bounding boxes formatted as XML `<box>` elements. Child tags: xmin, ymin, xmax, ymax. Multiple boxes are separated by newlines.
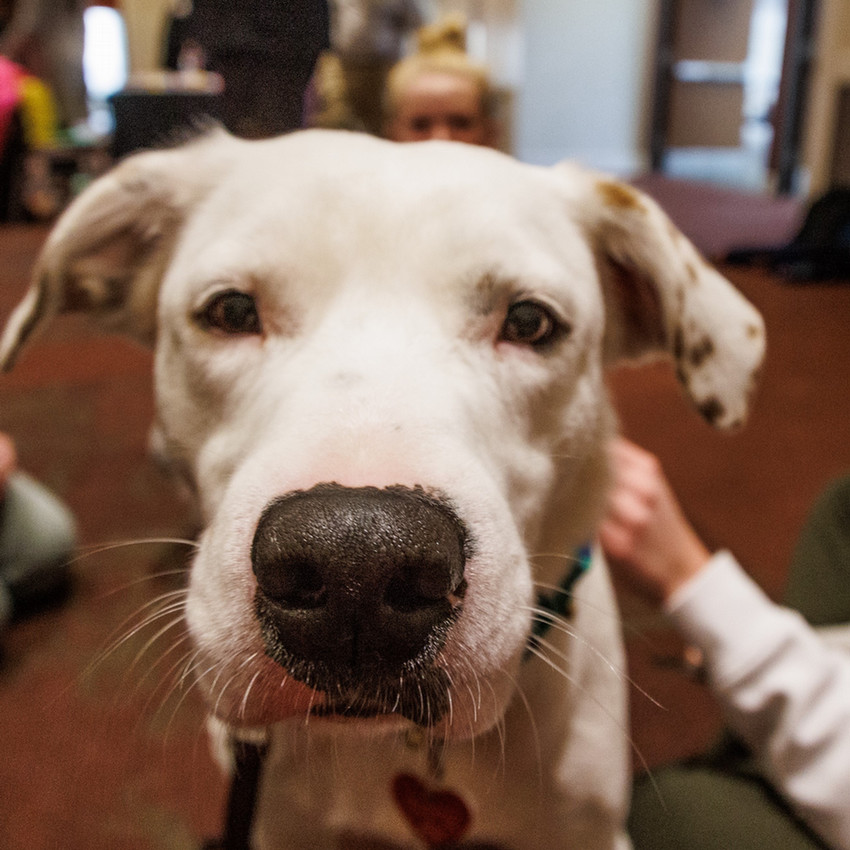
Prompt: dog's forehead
<box><xmin>171</xmin><ymin>133</ymin><xmax>594</xmax><ymax>297</ymax></box>
<box><xmin>220</xmin><ymin>136</ymin><xmax>561</xmax><ymax>219</ymax></box>
<box><xmin>234</xmin><ymin>131</ymin><xmax>542</xmax><ymax>191</ymax></box>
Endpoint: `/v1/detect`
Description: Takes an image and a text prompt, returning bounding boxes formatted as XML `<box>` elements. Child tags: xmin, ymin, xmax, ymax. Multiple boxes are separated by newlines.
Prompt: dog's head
<box><xmin>0</xmin><ymin>130</ymin><xmax>763</xmax><ymax>737</ymax></box>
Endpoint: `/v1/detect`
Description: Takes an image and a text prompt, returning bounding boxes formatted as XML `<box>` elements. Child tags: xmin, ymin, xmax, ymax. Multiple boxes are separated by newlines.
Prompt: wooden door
<box><xmin>650</xmin><ymin>0</ymin><xmax>755</xmax><ymax>169</ymax></box>
<box><xmin>649</xmin><ymin>0</ymin><xmax>813</xmax><ymax>191</ymax></box>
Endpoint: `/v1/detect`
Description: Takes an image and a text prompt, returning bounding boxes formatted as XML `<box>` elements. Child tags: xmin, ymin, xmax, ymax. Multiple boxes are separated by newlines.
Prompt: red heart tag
<box><xmin>392</xmin><ymin>773</ymin><xmax>472</xmax><ymax>848</ymax></box>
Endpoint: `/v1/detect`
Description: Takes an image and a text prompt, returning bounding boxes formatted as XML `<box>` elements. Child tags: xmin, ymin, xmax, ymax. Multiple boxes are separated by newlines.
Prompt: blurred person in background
<box><xmin>382</xmin><ymin>13</ymin><xmax>496</xmax><ymax>147</ymax></box>
<box><xmin>164</xmin><ymin>0</ymin><xmax>330</xmax><ymax>138</ymax></box>
<box><xmin>327</xmin><ymin>0</ymin><xmax>425</xmax><ymax>135</ymax></box>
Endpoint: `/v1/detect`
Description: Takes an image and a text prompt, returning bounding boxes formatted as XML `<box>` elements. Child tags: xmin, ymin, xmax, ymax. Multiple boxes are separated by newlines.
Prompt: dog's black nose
<box><xmin>251</xmin><ymin>484</ymin><xmax>468</xmax><ymax>686</ymax></box>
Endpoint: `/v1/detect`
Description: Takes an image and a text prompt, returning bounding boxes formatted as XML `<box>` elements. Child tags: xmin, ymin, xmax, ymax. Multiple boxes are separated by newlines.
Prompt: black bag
<box><xmin>726</xmin><ymin>186</ymin><xmax>850</xmax><ymax>281</ymax></box>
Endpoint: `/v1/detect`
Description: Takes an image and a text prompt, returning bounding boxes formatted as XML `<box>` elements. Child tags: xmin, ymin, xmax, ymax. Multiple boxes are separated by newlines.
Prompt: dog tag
<box><xmin>392</xmin><ymin>773</ymin><xmax>471</xmax><ymax>847</ymax></box>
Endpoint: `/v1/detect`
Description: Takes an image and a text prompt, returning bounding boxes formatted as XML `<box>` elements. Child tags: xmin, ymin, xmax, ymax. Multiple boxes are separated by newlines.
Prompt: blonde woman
<box><xmin>383</xmin><ymin>15</ymin><xmax>496</xmax><ymax>146</ymax></box>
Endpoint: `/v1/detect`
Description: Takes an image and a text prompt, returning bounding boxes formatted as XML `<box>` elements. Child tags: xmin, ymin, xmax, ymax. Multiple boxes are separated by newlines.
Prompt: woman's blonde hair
<box><xmin>383</xmin><ymin>14</ymin><xmax>493</xmax><ymax>119</ymax></box>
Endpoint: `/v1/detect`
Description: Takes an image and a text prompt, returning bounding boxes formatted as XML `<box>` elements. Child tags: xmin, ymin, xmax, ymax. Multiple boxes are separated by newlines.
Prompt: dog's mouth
<box><xmin>307</xmin><ymin>670</ymin><xmax>452</xmax><ymax>726</ymax></box>
<box><xmin>254</xmin><ymin>597</ymin><xmax>454</xmax><ymax>726</ymax></box>
<box><xmin>309</xmin><ymin>702</ymin><xmax>387</xmax><ymax>721</ymax></box>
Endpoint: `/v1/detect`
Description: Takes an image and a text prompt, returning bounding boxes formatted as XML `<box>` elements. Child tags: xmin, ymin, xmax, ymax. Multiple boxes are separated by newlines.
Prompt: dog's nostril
<box><xmin>385</xmin><ymin>565</ymin><xmax>441</xmax><ymax>613</ymax></box>
<box><xmin>384</xmin><ymin>563</ymin><xmax>467</xmax><ymax>613</ymax></box>
<box><xmin>279</xmin><ymin>561</ymin><xmax>327</xmax><ymax>609</ymax></box>
<box><xmin>249</xmin><ymin>550</ymin><xmax>328</xmax><ymax>609</ymax></box>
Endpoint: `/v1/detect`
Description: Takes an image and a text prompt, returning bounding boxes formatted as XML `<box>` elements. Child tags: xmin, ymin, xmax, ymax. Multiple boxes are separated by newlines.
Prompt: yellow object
<box><xmin>17</xmin><ymin>76</ymin><xmax>59</xmax><ymax>149</ymax></box>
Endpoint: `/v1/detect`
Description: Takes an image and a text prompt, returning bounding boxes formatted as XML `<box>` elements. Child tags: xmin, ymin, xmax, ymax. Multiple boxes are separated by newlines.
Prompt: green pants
<box><xmin>0</xmin><ymin>472</ymin><xmax>76</xmax><ymax>625</ymax></box>
<box><xmin>629</xmin><ymin>477</ymin><xmax>850</xmax><ymax>850</ymax></box>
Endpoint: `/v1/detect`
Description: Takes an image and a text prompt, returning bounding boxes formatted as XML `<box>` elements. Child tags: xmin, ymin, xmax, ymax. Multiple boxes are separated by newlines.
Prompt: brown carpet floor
<box><xmin>1</xmin><ymin>177</ymin><xmax>848</xmax><ymax>849</ymax></box>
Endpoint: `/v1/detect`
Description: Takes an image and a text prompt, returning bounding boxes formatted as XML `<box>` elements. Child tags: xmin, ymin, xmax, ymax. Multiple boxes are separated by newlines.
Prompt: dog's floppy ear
<box><xmin>0</xmin><ymin>130</ymin><xmax>236</xmax><ymax>370</ymax></box>
<box><xmin>561</xmin><ymin>163</ymin><xmax>765</xmax><ymax>429</ymax></box>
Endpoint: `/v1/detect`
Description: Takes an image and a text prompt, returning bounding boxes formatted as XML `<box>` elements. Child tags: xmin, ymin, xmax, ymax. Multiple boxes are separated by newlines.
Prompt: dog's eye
<box><xmin>199</xmin><ymin>291</ymin><xmax>262</xmax><ymax>335</ymax></box>
<box><xmin>500</xmin><ymin>300</ymin><xmax>564</xmax><ymax>348</ymax></box>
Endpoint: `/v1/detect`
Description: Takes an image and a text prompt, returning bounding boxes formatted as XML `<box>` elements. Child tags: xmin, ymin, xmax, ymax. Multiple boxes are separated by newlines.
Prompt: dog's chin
<box><xmin>200</xmin><ymin>649</ymin><xmax>458</xmax><ymax>732</ymax></box>
<box><xmin>265</xmin><ymin>652</ymin><xmax>454</xmax><ymax>729</ymax></box>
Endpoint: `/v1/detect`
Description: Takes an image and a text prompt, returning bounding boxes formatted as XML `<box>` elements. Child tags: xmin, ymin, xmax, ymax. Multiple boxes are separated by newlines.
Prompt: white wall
<box><xmin>515</xmin><ymin>0</ymin><xmax>658</xmax><ymax>174</ymax></box>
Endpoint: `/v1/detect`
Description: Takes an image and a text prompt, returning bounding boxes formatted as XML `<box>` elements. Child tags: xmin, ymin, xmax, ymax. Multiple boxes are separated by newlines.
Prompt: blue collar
<box><xmin>526</xmin><ymin>543</ymin><xmax>592</xmax><ymax>657</ymax></box>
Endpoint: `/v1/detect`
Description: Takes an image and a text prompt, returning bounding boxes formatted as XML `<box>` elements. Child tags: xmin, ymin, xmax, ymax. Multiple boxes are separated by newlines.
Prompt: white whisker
<box><xmin>530</xmin><ymin>552</ymin><xmax>586</xmax><ymax>565</ymax></box>
<box><xmin>533</xmin><ymin>579</ymin><xmax>660</xmax><ymax>645</ymax></box>
<box><xmin>527</xmin><ymin>637</ymin><xmax>655</xmax><ymax>781</ymax></box>
<box><xmin>73</xmin><ymin>537</ymin><xmax>199</xmax><ymax>560</ymax></box>
<box><xmin>482</xmin><ymin>677</ymin><xmax>507</xmax><ymax>780</ymax></box>
<box><xmin>526</xmin><ymin>606</ymin><xmax>665</xmax><ymax>710</ymax></box>
<box><xmin>129</xmin><ymin>611</ymin><xmax>188</xmax><ymax>672</ymax></box>
<box><xmin>497</xmin><ymin>666</ymin><xmax>544</xmax><ymax>790</ymax></box>
<box><xmin>159</xmin><ymin>647</ymin><xmax>212</xmax><ymax>739</ymax></box>
<box><xmin>142</xmin><ymin>638</ymin><xmax>198</xmax><ymax>732</ymax></box>
<box><xmin>239</xmin><ymin>669</ymin><xmax>264</xmax><ymax>721</ymax></box>
<box><xmin>83</xmin><ymin>590</ymin><xmax>189</xmax><ymax>682</ymax></box>
<box><xmin>207</xmin><ymin>656</ymin><xmax>242</xmax><ymax>721</ymax></box>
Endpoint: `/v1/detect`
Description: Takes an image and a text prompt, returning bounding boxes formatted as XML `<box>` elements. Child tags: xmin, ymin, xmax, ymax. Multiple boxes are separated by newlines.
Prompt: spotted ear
<box><xmin>0</xmin><ymin>129</ymin><xmax>236</xmax><ymax>371</ymax></box>
<box><xmin>560</xmin><ymin>164</ymin><xmax>765</xmax><ymax>429</ymax></box>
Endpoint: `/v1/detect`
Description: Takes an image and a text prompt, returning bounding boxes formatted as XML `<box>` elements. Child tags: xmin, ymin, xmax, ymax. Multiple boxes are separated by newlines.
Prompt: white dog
<box><xmin>0</xmin><ymin>130</ymin><xmax>764</xmax><ymax>850</ymax></box>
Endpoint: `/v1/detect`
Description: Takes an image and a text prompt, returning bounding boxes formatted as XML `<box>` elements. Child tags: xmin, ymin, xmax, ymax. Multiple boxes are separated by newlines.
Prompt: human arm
<box><xmin>600</xmin><ymin>438</ymin><xmax>850</xmax><ymax>850</ymax></box>
<box><xmin>667</xmin><ymin>553</ymin><xmax>850</xmax><ymax>850</ymax></box>
<box><xmin>0</xmin><ymin>431</ymin><xmax>16</xmax><ymax>493</ymax></box>
<box><xmin>598</xmin><ymin>436</ymin><xmax>710</xmax><ymax>605</ymax></box>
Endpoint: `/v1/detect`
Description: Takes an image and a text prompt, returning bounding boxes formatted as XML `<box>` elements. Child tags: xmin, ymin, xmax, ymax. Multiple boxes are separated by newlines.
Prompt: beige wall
<box><xmin>668</xmin><ymin>82</ymin><xmax>745</xmax><ymax>147</ymax></box>
<box><xmin>120</xmin><ymin>0</ymin><xmax>174</xmax><ymax>72</ymax></box>
<box><xmin>664</xmin><ymin>0</ymin><xmax>753</xmax><ymax>153</ymax></box>
<box><xmin>803</xmin><ymin>0</ymin><xmax>850</xmax><ymax>193</ymax></box>
<box><xmin>675</xmin><ymin>0</ymin><xmax>753</xmax><ymax>62</ymax></box>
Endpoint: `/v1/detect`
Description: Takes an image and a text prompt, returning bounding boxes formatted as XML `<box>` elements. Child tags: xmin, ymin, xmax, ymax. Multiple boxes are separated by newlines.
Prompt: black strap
<box><xmin>221</xmin><ymin>739</ymin><xmax>268</xmax><ymax>850</ymax></box>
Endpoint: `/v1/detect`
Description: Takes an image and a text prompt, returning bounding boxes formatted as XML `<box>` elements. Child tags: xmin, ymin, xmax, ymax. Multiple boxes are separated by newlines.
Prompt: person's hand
<box><xmin>0</xmin><ymin>432</ymin><xmax>16</xmax><ymax>496</ymax></box>
<box><xmin>599</xmin><ymin>437</ymin><xmax>711</xmax><ymax>605</ymax></box>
